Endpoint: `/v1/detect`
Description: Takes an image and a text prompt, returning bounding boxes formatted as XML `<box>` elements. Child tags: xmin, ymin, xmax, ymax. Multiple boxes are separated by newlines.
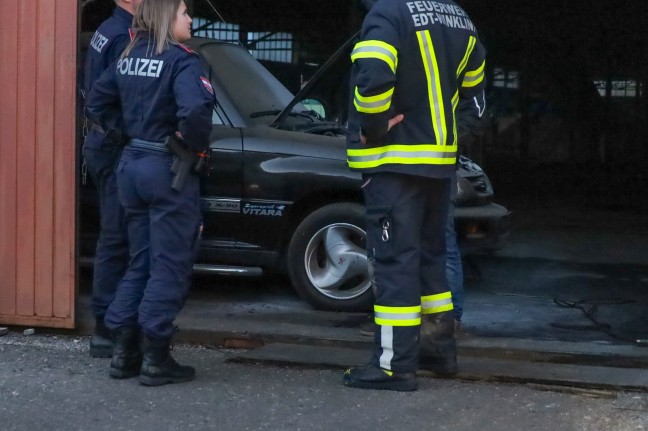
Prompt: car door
<box><xmin>198</xmin><ymin>113</ymin><xmax>244</xmax><ymax>252</ymax></box>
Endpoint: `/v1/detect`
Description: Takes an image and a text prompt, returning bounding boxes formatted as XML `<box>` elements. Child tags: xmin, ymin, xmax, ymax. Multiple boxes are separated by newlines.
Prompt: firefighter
<box><xmin>83</xmin><ymin>0</ymin><xmax>141</xmax><ymax>359</ymax></box>
<box><xmin>343</xmin><ymin>0</ymin><xmax>486</xmax><ymax>391</ymax></box>
<box><xmin>86</xmin><ymin>0</ymin><xmax>214</xmax><ymax>385</ymax></box>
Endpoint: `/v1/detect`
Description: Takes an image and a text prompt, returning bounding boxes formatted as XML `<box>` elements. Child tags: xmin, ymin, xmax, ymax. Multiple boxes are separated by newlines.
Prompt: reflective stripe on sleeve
<box><xmin>421</xmin><ymin>292</ymin><xmax>454</xmax><ymax>314</ymax></box>
<box><xmin>456</xmin><ymin>36</ymin><xmax>476</xmax><ymax>78</ymax></box>
<box><xmin>354</xmin><ymin>87</ymin><xmax>394</xmax><ymax>114</ymax></box>
<box><xmin>417</xmin><ymin>30</ymin><xmax>447</xmax><ymax>146</ymax></box>
<box><xmin>451</xmin><ymin>91</ymin><xmax>459</xmax><ymax>147</ymax></box>
<box><xmin>462</xmin><ymin>60</ymin><xmax>486</xmax><ymax>88</ymax></box>
<box><xmin>347</xmin><ymin>143</ymin><xmax>457</xmax><ymax>169</ymax></box>
<box><xmin>351</xmin><ymin>40</ymin><xmax>398</xmax><ymax>74</ymax></box>
<box><xmin>374</xmin><ymin>304</ymin><xmax>421</xmax><ymax>327</ymax></box>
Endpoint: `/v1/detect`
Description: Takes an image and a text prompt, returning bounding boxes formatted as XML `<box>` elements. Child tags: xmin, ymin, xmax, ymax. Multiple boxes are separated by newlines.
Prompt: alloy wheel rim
<box><xmin>303</xmin><ymin>223</ymin><xmax>371</xmax><ymax>300</ymax></box>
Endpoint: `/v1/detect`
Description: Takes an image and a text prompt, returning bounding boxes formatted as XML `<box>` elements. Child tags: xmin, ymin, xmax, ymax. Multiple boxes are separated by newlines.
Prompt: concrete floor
<box><xmin>71</xmin><ymin>202</ymin><xmax>648</xmax><ymax>389</ymax></box>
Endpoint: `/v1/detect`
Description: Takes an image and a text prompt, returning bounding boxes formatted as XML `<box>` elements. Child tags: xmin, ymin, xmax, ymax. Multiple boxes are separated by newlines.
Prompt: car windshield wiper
<box><xmin>249</xmin><ymin>110</ymin><xmax>282</xmax><ymax>118</ymax></box>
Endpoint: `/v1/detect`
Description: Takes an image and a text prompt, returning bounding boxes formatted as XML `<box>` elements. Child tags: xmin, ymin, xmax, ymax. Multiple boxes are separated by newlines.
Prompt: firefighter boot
<box><xmin>342</xmin><ymin>365</ymin><xmax>417</xmax><ymax>392</ymax></box>
<box><xmin>139</xmin><ymin>335</ymin><xmax>195</xmax><ymax>386</ymax></box>
<box><xmin>89</xmin><ymin>315</ymin><xmax>113</xmax><ymax>358</ymax></box>
<box><xmin>109</xmin><ymin>327</ymin><xmax>142</xmax><ymax>379</ymax></box>
<box><xmin>419</xmin><ymin>312</ymin><xmax>458</xmax><ymax>375</ymax></box>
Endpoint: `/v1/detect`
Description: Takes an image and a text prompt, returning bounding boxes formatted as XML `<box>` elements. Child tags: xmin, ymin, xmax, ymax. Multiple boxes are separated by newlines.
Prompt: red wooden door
<box><xmin>0</xmin><ymin>0</ymin><xmax>78</xmax><ymax>328</ymax></box>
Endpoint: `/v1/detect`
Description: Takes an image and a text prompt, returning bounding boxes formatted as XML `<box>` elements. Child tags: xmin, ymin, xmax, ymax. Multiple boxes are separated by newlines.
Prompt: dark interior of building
<box><xmin>80</xmin><ymin>0</ymin><xmax>648</xmax><ymax>214</ymax></box>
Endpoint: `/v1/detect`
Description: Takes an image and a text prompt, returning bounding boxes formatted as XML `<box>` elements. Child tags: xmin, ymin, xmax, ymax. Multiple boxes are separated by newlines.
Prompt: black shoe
<box><xmin>139</xmin><ymin>335</ymin><xmax>195</xmax><ymax>386</ymax></box>
<box><xmin>420</xmin><ymin>313</ymin><xmax>458</xmax><ymax>376</ymax></box>
<box><xmin>342</xmin><ymin>365</ymin><xmax>417</xmax><ymax>392</ymax></box>
<box><xmin>90</xmin><ymin>317</ymin><xmax>113</xmax><ymax>358</ymax></box>
<box><xmin>109</xmin><ymin>327</ymin><xmax>142</xmax><ymax>379</ymax></box>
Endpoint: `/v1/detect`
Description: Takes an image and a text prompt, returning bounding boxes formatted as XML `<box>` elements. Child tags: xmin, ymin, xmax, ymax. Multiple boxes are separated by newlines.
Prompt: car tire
<box><xmin>287</xmin><ymin>203</ymin><xmax>373</xmax><ymax>311</ymax></box>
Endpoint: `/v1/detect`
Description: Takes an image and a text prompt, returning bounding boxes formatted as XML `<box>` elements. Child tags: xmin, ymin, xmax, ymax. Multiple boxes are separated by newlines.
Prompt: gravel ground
<box><xmin>0</xmin><ymin>331</ymin><xmax>647</xmax><ymax>431</ymax></box>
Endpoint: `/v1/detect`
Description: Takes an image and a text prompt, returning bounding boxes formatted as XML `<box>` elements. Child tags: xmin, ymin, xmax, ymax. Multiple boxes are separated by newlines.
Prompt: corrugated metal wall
<box><xmin>0</xmin><ymin>0</ymin><xmax>78</xmax><ymax>328</ymax></box>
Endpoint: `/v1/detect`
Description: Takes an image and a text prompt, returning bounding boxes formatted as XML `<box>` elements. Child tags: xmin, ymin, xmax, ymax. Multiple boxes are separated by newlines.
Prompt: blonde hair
<box><xmin>122</xmin><ymin>0</ymin><xmax>182</xmax><ymax>57</ymax></box>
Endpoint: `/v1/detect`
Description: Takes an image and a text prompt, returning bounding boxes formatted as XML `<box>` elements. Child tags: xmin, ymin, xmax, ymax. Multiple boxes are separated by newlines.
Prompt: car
<box><xmin>80</xmin><ymin>36</ymin><xmax>510</xmax><ymax>312</ymax></box>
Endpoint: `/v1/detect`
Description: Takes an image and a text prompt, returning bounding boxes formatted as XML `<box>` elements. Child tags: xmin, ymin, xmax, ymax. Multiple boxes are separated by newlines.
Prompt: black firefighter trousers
<box><xmin>363</xmin><ymin>172</ymin><xmax>452</xmax><ymax>373</ymax></box>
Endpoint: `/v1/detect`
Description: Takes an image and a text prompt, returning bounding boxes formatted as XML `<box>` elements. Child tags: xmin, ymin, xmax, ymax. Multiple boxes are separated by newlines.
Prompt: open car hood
<box><xmin>271</xmin><ymin>32</ymin><xmax>360</xmax><ymax>131</ymax></box>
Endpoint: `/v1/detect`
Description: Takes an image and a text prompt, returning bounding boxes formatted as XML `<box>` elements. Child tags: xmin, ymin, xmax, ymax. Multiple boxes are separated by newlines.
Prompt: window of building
<box><xmin>247</xmin><ymin>32</ymin><xmax>294</xmax><ymax>63</ymax></box>
<box><xmin>593</xmin><ymin>80</ymin><xmax>642</xmax><ymax>98</ymax></box>
<box><xmin>492</xmin><ymin>68</ymin><xmax>519</xmax><ymax>89</ymax></box>
<box><xmin>192</xmin><ymin>20</ymin><xmax>294</xmax><ymax>64</ymax></box>
<box><xmin>192</xmin><ymin>18</ymin><xmax>240</xmax><ymax>43</ymax></box>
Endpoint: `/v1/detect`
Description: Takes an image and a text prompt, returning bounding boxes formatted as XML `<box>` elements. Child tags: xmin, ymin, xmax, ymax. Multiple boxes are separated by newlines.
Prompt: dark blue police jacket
<box><xmin>85</xmin><ymin>35</ymin><xmax>215</xmax><ymax>152</ymax></box>
<box><xmin>84</xmin><ymin>6</ymin><xmax>133</xmax><ymax>94</ymax></box>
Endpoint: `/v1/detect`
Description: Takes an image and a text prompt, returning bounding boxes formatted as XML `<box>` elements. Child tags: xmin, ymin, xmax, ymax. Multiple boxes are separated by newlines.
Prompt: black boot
<box><xmin>90</xmin><ymin>316</ymin><xmax>113</xmax><ymax>358</ymax></box>
<box><xmin>419</xmin><ymin>312</ymin><xmax>458</xmax><ymax>375</ymax></box>
<box><xmin>109</xmin><ymin>327</ymin><xmax>142</xmax><ymax>379</ymax></box>
<box><xmin>139</xmin><ymin>335</ymin><xmax>195</xmax><ymax>386</ymax></box>
<box><xmin>342</xmin><ymin>365</ymin><xmax>417</xmax><ymax>392</ymax></box>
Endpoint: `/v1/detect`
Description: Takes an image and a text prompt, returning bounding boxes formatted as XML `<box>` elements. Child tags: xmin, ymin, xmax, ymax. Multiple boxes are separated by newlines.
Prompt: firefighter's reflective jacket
<box><xmin>347</xmin><ymin>0</ymin><xmax>486</xmax><ymax>178</ymax></box>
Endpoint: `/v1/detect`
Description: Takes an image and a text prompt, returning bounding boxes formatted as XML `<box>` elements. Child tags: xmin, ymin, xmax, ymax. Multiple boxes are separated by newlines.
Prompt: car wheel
<box><xmin>288</xmin><ymin>203</ymin><xmax>373</xmax><ymax>311</ymax></box>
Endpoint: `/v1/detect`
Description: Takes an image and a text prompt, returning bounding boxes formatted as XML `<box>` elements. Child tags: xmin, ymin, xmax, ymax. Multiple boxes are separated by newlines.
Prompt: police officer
<box><xmin>83</xmin><ymin>0</ymin><xmax>141</xmax><ymax>359</ymax></box>
<box><xmin>343</xmin><ymin>0</ymin><xmax>486</xmax><ymax>391</ymax></box>
<box><xmin>86</xmin><ymin>0</ymin><xmax>214</xmax><ymax>386</ymax></box>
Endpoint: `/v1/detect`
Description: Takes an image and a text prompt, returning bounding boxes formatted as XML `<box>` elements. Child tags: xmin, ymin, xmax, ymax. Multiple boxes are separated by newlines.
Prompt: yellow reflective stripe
<box><xmin>348</xmin><ymin>144</ymin><xmax>457</xmax><ymax>156</ymax></box>
<box><xmin>422</xmin><ymin>292</ymin><xmax>452</xmax><ymax>302</ymax></box>
<box><xmin>375</xmin><ymin>305</ymin><xmax>421</xmax><ymax>313</ymax></box>
<box><xmin>465</xmin><ymin>60</ymin><xmax>485</xmax><ymax>77</ymax></box>
<box><xmin>452</xmin><ymin>91</ymin><xmax>459</xmax><ymax>146</ymax></box>
<box><xmin>462</xmin><ymin>60</ymin><xmax>486</xmax><ymax>88</ymax></box>
<box><xmin>421</xmin><ymin>292</ymin><xmax>454</xmax><ymax>314</ymax></box>
<box><xmin>417</xmin><ymin>30</ymin><xmax>447</xmax><ymax>146</ymax></box>
<box><xmin>351</xmin><ymin>40</ymin><xmax>398</xmax><ymax>74</ymax></box>
<box><xmin>347</xmin><ymin>143</ymin><xmax>457</xmax><ymax>168</ymax></box>
<box><xmin>456</xmin><ymin>36</ymin><xmax>476</xmax><ymax>78</ymax></box>
<box><xmin>349</xmin><ymin>157</ymin><xmax>456</xmax><ymax>168</ymax></box>
<box><xmin>354</xmin><ymin>87</ymin><xmax>394</xmax><ymax>114</ymax></box>
<box><xmin>375</xmin><ymin>317</ymin><xmax>421</xmax><ymax>326</ymax></box>
<box><xmin>375</xmin><ymin>316</ymin><xmax>421</xmax><ymax>326</ymax></box>
<box><xmin>374</xmin><ymin>304</ymin><xmax>421</xmax><ymax>326</ymax></box>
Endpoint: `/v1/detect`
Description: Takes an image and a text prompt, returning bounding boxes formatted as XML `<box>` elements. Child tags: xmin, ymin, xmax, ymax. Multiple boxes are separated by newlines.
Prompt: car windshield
<box><xmin>197</xmin><ymin>41</ymin><xmax>306</xmax><ymax>126</ymax></box>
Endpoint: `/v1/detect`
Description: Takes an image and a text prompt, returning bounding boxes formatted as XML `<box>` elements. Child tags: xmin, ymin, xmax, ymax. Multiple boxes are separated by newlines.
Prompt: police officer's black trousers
<box><xmin>105</xmin><ymin>147</ymin><xmax>201</xmax><ymax>340</ymax></box>
<box><xmin>363</xmin><ymin>172</ymin><xmax>452</xmax><ymax>373</ymax></box>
